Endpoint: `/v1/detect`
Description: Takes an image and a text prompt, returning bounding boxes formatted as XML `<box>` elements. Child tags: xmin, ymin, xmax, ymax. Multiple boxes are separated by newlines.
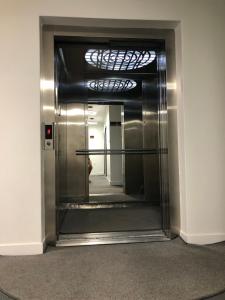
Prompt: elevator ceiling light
<box><xmin>87</xmin><ymin>79</ymin><xmax>137</xmax><ymax>92</ymax></box>
<box><xmin>85</xmin><ymin>49</ymin><xmax>156</xmax><ymax>71</ymax></box>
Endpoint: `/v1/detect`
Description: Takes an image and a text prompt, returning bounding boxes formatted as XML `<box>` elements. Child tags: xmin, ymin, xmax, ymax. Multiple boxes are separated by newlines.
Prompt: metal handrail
<box><xmin>75</xmin><ymin>148</ymin><xmax>168</xmax><ymax>155</ymax></box>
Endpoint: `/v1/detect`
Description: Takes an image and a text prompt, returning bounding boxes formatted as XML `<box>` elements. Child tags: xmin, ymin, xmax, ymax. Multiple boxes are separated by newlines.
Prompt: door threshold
<box><xmin>58</xmin><ymin>202</ymin><xmax>153</xmax><ymax>209</ymax></box>
<box><xmin>56</xmin><ymin>230</ymin><xmax>170</xmax><ymax>247</ymax></box>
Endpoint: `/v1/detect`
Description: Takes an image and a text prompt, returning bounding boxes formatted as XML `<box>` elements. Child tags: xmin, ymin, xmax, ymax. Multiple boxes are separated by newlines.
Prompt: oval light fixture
<box><xmin>87</xmin><ymin>79</ymin><xmax>137</xmax><ymax>92</ymax></box>
<box><xmin>85</xmin><ymin>49</ymin><xmax>156</xmax><ymax>71</ymax></box>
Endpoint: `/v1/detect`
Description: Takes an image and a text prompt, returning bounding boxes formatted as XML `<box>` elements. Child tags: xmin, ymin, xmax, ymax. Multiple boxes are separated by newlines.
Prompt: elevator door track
<box><xmin>56</xmin><ymin>230</ymin><xmax>169</xmax><ymax>247</ymax></box>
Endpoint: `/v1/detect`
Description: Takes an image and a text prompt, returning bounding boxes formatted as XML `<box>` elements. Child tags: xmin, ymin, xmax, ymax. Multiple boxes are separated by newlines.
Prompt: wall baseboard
<box><xmin>91</xmin><ymin>172</ymin><xmax>104</xmax><ymax>176</ymax></box>
<box><xmin>180</xmin><ymin>231</ymin><xmax>225</xmax><ymax>245</ymax></box>
<box><xmin>1</xmin><ymin>232</ymin><xmax>225</xmax><ymax>255</ymax></box>
<box><xmin>0</xmin><ymin>241</ymin><xmax>44</xmax><ymax>256</ymax></box>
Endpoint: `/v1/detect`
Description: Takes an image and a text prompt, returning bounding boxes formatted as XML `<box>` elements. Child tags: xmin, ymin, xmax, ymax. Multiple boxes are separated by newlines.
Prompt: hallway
<box><xmin>1</xmin><ymin>2</ymin><xmax>225</xmax><ymax>300</ymax></box>
<box><xmin>89</xmin><ymin>175</ymin><xmax>123</xmax><ymax>195</ymax></box>
<box><xmin>89</xmin><ymin>175</ymin><xmax>145</xmax><ymax>202</ymax></box>
<box><xmin>1</xmin><ymin>239</ymin><xmax>225</xmax><ymax>300</ymax></box>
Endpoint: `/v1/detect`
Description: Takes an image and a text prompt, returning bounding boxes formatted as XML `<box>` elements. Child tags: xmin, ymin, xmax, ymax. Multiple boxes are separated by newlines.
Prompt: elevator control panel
<box><xmin>44</xmin><ymin>123</ymin><xmax>54</xmax><ymax>150</ymax></box>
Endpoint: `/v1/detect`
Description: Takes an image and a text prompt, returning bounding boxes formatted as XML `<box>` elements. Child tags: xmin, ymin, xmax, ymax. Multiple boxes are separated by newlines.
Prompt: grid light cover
<box><xmin>85</xmin><ymin>49</ymin><xmax>156</xmax><ymax>71</ymax></box>
<box><xmin>87</xmin><ymin>79</ymin><xmax>137</xmax><ymax>92</ymax></box>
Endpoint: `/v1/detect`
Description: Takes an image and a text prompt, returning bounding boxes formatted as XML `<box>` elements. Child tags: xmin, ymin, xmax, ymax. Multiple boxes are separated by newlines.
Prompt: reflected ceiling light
<box><xmin>158</xmin><ymin>54</ymin><xmax>166</xmax><ymax>71</ymax></box>
<box><xmin>64</xmin><ymin>108</ymin><xmax>84</xmax><ymax>116</ymax></box>
<box><xmin>43</xmin><ymin>105</ymin><xmax>54</xmax><ymax>112</ymax></box>
<box><xmin>59</xmin><ymin>121</ymin><xmax>85</xmax><ymax>126</ymax></box>
<box><xmin>87</xmin><ymin>110</ymin><xmax>97</xmax><ymax>116</ymax></box>
<box><xmin>40</xmin><ymin>79</ymin><xmax>54</xmax><ymax>91</ymax></box>
<box><xmin>87</xmin><ymin>79</ymin><xmax>137</xmax><ymax>92</ymax></box>
<box><xmin>167</xmin><ymin>82</ymin><xmax>177</xmax><ymax>90</ymax></box>
<box><xmin>62</xmin><ymin>108</ymin><xmax>97</xmax><ymax>116</ymax></box>
<box><xmin>88</xmin><ymin>121</ymin><xmax>98</xmax><ymax>125</ymax></box>
<box><xmin>85</xmin><ymin>49</ymin><xmax>156</xmax><ymax>71</ymax></box>
<box><xmin>159</xmin><ymin>110</ymin><xmax>167</xmax><ymax>115</ymax></box>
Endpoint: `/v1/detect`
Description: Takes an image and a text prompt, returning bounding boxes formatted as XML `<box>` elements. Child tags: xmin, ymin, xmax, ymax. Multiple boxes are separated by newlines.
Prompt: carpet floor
<box><xmin>1</xmin><ymin>238</ymin><xmax>225</xmax><ymax>300</ymax></box>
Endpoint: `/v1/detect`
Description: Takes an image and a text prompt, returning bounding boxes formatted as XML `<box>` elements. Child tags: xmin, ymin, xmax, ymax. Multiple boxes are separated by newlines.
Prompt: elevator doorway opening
<box><xmin>88</xmin><ymin>104</ymin><xmax>125</xmax><ymax>201</ymax></box>
<box><xmin>53</xmin><ymin>36</ymin><xmax>172</xmax><ymax>245</ymax></box>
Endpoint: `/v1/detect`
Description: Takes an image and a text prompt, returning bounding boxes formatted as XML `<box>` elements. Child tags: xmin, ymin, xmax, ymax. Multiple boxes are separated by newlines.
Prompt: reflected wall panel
<box><xmin>57</xmin><ymin>103</ymin><xmax>88</xmax><ymax>202</ymax></box>
<box><xmin>142</xmin><ymin>79</ymin><xmax>160</xmax><ymax>203</ymax></box>
<box><xmin>56</xmin><ymin>104</ymin><xmax>67</xmax><ymax>199</ymax></box>
<box><xmin>123</xmin><ymin>103</ymin><xmax>144</xmax><ymax>195</ymax></box>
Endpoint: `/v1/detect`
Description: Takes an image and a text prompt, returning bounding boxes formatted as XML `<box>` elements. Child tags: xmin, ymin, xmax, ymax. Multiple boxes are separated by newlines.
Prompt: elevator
<box><xmin>41</xmin><ymin>22</ymin><xmax>179</xmax><ymax>246</ymax></box>
<box><xmin>51</xmin><ymin>37</ymin><xmax>170</xmax><ymax>246</ymax></box>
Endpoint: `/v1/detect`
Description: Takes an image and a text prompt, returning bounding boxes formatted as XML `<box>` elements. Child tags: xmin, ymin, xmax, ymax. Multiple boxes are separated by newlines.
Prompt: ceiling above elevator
<box><xmin>85</xmin><ymin>49</ymin><xmax>156</xmax><ymax>71</ymax></box>
<box><xmin>55</xmin><ymin>38</ymin><xmax>165</xmax><ymax>104</ymax></box>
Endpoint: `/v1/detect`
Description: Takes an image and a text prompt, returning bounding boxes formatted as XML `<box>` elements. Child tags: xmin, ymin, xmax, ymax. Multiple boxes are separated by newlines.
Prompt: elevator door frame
<box><xmin>41</xmin><ymin>20</ymin><xmax>179</xmax><ymax>246</ymax></box>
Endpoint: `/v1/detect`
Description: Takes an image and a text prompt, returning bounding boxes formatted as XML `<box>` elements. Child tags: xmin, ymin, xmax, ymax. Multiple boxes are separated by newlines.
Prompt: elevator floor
<box><xmin>89</xmin><ymin>175</ymin><xmax>123</xmax><ymax>195</ymax></box>
<box><xmin>89</xmin><ymin>175</ymin><xmax>145</xmax><ymax>203</ymax></box>
<box><xmin>89</xmin><ymin>194</ymin><xmax>144</xmax><ymax>203</ymax></box>
<box><xmin>59</xmin><ymin>206</ymin><xmax>161</xmax><ymax>234</ymax></box>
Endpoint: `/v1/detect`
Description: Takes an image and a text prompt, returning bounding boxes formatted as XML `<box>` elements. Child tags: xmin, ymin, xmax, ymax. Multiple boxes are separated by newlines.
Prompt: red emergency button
<box><xmin>45</xmin><ymin>125</ymin><xmax>53</xmax><ymax>139</ymax></box>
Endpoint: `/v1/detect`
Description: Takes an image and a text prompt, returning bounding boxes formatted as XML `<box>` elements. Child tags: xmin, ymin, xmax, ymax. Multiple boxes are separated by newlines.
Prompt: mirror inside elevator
<box><xmin>54</xmin><ymin>37</ymin><xmax>170</xmax><ymax>245</ymax></box>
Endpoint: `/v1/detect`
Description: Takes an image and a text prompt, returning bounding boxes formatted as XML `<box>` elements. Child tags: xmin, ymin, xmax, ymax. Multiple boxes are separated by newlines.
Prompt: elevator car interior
<box><xmin>49</xmin><ymin>36</ymin><xmax>172</xmax><ymax>246</ymax></box>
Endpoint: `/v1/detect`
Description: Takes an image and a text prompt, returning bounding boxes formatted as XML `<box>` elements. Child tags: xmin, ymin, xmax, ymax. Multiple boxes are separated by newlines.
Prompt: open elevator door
<box><xmin>54</xmin><ymin>38</ymin><xmax>170</xmax><ymax>245</ymax></box>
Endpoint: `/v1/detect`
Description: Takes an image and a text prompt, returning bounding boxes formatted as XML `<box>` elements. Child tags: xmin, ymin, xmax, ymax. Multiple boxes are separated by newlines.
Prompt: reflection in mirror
<box><xmin>88</xmin><ymin>103</ymin><xmax>145</xmax><ymax>204</ymax></box>
<box><xmin>88</xmin><ymin>104</ymin><xmax>124</xmax><ymax>203</ymax></box>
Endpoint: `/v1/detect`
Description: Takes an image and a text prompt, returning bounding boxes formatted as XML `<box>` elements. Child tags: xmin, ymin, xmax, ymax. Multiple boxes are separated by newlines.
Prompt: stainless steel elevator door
<box><xmin>56</xmin><ymin>103</ymin><xmax>88</xmax><ymax>204</ymax></box>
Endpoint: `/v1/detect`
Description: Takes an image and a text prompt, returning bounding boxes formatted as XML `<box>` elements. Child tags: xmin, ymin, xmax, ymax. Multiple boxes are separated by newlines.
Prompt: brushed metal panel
<box><xmin>66</xmin><ymin>103</ymin><xmax>88</xmax><ymax>200</ymax></box>
<box><xmin>56</xmin><ymin>103</ymin><xmax>88</xmax><ymax>203</ymax></box>
<box><xmin>123</xmin><ymin>103</ymin><xmax>144</xmax><ymax>195</ymax></box>
<box><xmin>142</xmin><ymin>79</ymin><xmax>160</xmax><ymax>203</ymax></box>
<box><xmin>165</xmin><ymin>33</ymin><xmax>181</xmax><ymax>235</ymax></box>
<box><xmin>157</xmin><ymin>55</ymin><xmax>170</xmax><ymax>234</ymax></box>
<box><xmin>41</xmin><ymin>30</ymin><xmax>56</xmax><ymax>243</ymax></box>
<box><xmin>56</xmin><ymin>230</ymin><xmax>168</xmax><ymax>247</ymax></box>
<box><xmin>55</xmin><ymin>104</ymin><xmax>67</xmax><ymax>199</ymax></box>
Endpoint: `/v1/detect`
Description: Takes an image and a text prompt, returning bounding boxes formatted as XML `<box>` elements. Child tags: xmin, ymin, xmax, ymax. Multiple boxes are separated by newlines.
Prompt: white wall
<box><xmin>0</xmin><ymin>0</ymin><xmax>225</xmax><ymax>254</ymax></box>
<box><xmin>88</xmin><ymin>124</ymin><xmax>105</xmax><ymax>176</ymax></box>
